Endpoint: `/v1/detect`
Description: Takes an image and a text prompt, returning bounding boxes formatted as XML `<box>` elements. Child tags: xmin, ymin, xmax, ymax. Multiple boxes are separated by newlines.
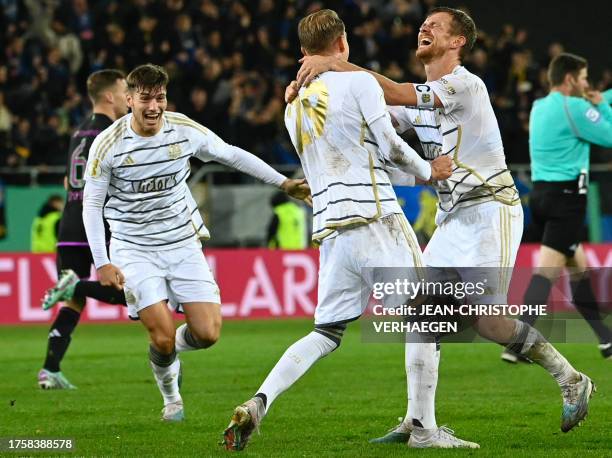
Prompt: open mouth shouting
<box><xmin>143</xmin><ymin>112</ymin><xmax>162</xmax><ymax>126</ymax></box>
<box><xmin>418</xmin><ymin>35</ymin><xmax>433</xmax><ymax>49</ymax></box>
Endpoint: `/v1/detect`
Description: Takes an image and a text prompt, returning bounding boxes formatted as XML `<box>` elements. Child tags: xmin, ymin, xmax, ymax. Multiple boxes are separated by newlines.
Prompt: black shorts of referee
<box><xmin>528</xmin><ymin>179</ymin><xmax>587</xmax><ymax>258</ymax></box>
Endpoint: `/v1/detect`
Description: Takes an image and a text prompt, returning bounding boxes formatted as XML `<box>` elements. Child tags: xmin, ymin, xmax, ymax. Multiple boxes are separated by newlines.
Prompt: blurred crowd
<box><xmin>0</xmin><ymin>0</ymin><xmax>610</xmax><ymax>172</ymax></box>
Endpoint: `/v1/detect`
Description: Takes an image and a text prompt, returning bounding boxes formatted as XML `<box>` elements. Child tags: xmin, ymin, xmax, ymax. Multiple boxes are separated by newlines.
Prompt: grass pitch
<box><xmin>1</xmin><ymin>319</ymin><xmax>609</xmax><ymax>457</ymax></box>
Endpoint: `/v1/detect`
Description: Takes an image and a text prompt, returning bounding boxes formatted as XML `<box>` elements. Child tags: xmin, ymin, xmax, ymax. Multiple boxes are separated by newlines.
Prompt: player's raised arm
<box><xmin>82</xmin><ymin>134</ymin><xmax>124</xmax><ymax>289</ymax></box>
<box><xmin>295</xmin><ymin>54</ymin><xmax>444</xmax><ymax>108</ymax></box>
<box><xmin>351</xmin><ymin>72</ymin><xmax>451</xmax><ymax>181</ymax></box>
<box><xmin>190</xmin><ymin>120</ymin><xmax>311</xmax><ymax>204</ymax></box>
<box><xmin>570</xmin><ymin>91</ymin><xmax>612</xmax><ymax>147</ymax></box>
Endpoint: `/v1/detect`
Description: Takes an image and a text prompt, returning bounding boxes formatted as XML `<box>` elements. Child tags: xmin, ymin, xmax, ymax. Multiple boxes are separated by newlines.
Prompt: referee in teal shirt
<box><xmin>503</xmin><ymin>53</ymin><xmax>612</xmax><ymax>363</ymax></box>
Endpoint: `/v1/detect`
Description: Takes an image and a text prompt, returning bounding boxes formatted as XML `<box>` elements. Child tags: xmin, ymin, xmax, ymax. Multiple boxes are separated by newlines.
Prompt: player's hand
<box><xmin>430</xmin><ymin>155</ymin><xmax>453</xmax><ymax>181</ymax></box>
<box><xmin>585</xmin><ymin>90</ymin><xmax>603</xmax><ymax>105</ymax></box>
<box><xmin>285</xmin><ymin>80</ymin><xmax>299</xmax><ymax>103</ymax></box>
<box><xmin>280</xmin><ymin>178</ymin><xmax>313</xmax><ymax>207</ymax></box>
<box><xmin>97</xmin><ymin>263</ymin><xmax>125</xmax><ymax>290</ymax></box>
<box><xmin>297</xmin><ymin>54</ymin><xmax>339</xmax><ymax>88</ymax></box>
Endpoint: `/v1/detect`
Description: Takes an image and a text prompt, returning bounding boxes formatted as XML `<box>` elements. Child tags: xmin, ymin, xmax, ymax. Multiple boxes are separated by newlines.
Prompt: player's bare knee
<box><xmin>191</xmin><ymin>319</ymin><xmax>221</xmax><ymax>347</ymax></box>
<box><xmin>151</xmin><ymin>333</ymin><xmax>175</xmax><ymax>354</ymax></box>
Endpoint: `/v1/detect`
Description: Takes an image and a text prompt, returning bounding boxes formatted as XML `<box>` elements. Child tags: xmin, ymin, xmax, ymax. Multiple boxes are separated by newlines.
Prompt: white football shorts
<box><xmin>423</xmin><ymin>201</ymin><xmax>524</xmax><ymax>300</ymax></box>
<box><xmin>315</xmin><ymin>213</ymin><xmax>423</xmax><ymax>325</ymax></box>
<box><xmin>110</xmin><ymin>239</ymin><xmax>220</xmax><ymax>318</ymax></box>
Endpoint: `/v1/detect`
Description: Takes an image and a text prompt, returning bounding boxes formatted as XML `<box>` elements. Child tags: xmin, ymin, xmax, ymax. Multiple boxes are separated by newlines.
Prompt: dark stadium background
<box><xmin>0</xmin><ymin>3</ymin><xmax>610</xmax><ymax>455</ymax></box>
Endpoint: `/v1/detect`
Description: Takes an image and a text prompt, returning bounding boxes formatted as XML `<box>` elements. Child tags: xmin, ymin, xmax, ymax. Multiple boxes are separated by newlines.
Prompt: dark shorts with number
<box><xmin>528</xmin><ymin>180</ymin><xmax>586</xmax><ymax>257</ymax></box>
<box><xmin>56</xmin><ymin>203</ymin><xmax>110</xmax><ymax>279</ymax></box>
<box><xmin>56</xmin><ymin>245</ymin><xmax>94</xmax><ymax>279</ymax></box>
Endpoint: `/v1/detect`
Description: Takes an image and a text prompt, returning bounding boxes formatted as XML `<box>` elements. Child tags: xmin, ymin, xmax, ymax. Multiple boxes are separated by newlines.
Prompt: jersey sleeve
<box><xmin>602</xmin><ymin>89</ymin><xmax>612</xmax><ymax>105</ymax></box>
<box><xmin>350</xmin><ymin>72</ymin><xmax>388</xmax><ymax>125</ymax></box>
<box><xmin>187</xmin><ymin>117</ymin><xmax>287</xmax><ymax>186</ymax></box>
<box><xmin>83</xmin><ymin>133</ymin><xmax>114</xmax><ymax>268</ymax></box>
<box><xmin>568</xmin><ymin>97</ymin><xmax>612</xmax><ymax>147</ymax></box>
<box><xmin>387</xmin><ymin>105</ymin><xmax>414</xmax><ymax>134</ymax></box>
<box><xmin>84</xmin><ymin>131</ymin><xmax>114</xmax><ymax>183</ymax></box>
<box><xmin>427</xmin><ymin>73</ymin><xmax>471</xmax><ymax>114</ymax></box>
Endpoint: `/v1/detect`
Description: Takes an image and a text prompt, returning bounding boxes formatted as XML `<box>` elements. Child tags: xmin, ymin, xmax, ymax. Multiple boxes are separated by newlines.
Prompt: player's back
<box><xmin>284</xmin><ymin>71</ymin><xmax>401</xmax><ymax>242</ymax></box>
<box><xmin>58</xmin><ymin>114</ymin><xmax>113</xmax><ymax>244</ymax></box>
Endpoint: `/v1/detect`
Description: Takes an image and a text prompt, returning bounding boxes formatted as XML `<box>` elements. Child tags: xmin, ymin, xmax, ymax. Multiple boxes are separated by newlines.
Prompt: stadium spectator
<box><xmin>0</xmin><ymin>0</ymin><xmax>609</xmax><ymax>171</ymax></box>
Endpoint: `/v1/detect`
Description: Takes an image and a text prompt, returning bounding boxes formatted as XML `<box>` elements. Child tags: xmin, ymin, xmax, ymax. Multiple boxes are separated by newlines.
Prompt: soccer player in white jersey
<box><xmin>222</xmin><ymin>10</ymin><xmax>454</xmax><ymax>451</ymax></box>
<box><xmin>82</xmin><ymin>64</ymin><xmax>310</xmax><ymax>422</ymax></box>
<box><xmin>294</xmin><ymin>6</ymin><xmax>594</xmax><ymax>448</ymax></box>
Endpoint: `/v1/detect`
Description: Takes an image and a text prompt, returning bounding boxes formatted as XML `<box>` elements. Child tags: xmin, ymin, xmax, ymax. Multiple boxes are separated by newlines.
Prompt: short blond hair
<box><xmin>298</xmin><ymin>9</ymin><xmax>345</xmax><ymax>54</ymax></box>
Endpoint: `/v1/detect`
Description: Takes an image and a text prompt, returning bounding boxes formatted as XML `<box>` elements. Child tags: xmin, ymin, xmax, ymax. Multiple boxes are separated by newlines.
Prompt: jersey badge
<box><xmin>168</xmin><ymin>143</ymin><xmax>182</xmax><ymax>159</ymax></box>
<box><xmin>585</xmin><ymin>108</ymin><xmax>600</xmax><ymax>123</ymax></box>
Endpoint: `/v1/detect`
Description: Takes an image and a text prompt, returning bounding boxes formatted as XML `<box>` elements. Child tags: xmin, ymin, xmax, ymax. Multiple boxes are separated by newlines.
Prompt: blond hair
<box><xmin>298</xmin><ymin>9</ymin><xmax>345</xmax><ymax>54</ymax></box>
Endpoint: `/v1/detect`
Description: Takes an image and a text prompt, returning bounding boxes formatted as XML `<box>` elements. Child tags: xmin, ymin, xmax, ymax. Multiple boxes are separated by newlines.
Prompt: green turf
<box><xmin>0</xmin><ymin>320</ymin><xmax>609</xmax><ymax>457</ymax></box>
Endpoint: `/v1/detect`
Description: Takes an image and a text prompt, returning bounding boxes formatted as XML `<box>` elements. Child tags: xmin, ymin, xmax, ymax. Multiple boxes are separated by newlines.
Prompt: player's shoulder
<box><xmin>164</xmin><ymin>111</ymin><xmax>209</xmax><ymax>134</ymax></box>
<box><xmin>90</xmin><ymin>114</ymin><xmax>129</xmax><ymax>153</ymax></box>
<box><xmin>437</xmin><ymin>66</ymin><xmax>481</xmax><ymax>91</ymax></box>
<box><xmin>347</xmin><ymin>70</ymin><xmax>378</xmax><ymax>86</ymax></box>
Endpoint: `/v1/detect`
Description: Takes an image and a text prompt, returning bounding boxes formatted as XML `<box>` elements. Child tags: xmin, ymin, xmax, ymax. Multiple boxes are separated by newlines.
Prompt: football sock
<box><xmin>520</xmin><ymin>274</ymin><xmax>552</xmax><ymax>326</ymax></box>
<box><xmin>405</xmin><ymin>337</ymin><xmax>439</xmax><ymax>430</ymax></box>
<box><xmin>255</xmin><ymin>331</ymin><xmax>338</xmax><ymax>412</ymax></box>
<box><xmin>149</xmin><ymin>345</ymin><xmax>181</xmax><ymax>405</ymax></box>
<box><xmin>174</xmin><ymin>323</ymin><xmax>208</xmax><ymax>352</ymax></box>
<box><xmin>571</xmin><ymin>277</ymin><xmax>611</xmax><ymax>344</ymax></box>
<box><xmin>506</xmin><ymin>320</ymin><xmax>579</xmax><ymax>386</ymax></box>
<box><xmin>74</xmin><ymin>281</ymin><xmax>127</xmax><ymax>305</ymax></box>
<box><xmin>43</xmin><ymin>307</ymin><xmax>81</xmax><ymax>372</ymax></box>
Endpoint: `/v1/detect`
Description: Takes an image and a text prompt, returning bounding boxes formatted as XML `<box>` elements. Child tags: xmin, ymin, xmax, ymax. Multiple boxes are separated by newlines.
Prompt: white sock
<box><xmin>150</xmin><ymin>357</ymin><xmax>182</xmax><ymax>405</ymax></box>
<box><xmin>510</xmin><ymin>321</ymin><xmax>580</xmax><ymax>387</ymax></box>
<box><xmin>175</xmin><ymin>324</ymin><xmax>197</xmax><ymax>353</ymax></box>
<box><xmin>256</xmin><ymin>331</ymin><xmax>337</xmax><ymax>412</ymax></box>
<box><xmin>526</xmin><ymin>342</ymin><xmax>580</xmax><ymax>386</ymax></box>
<box><xmin>405</xmin><ymin>340</ymin><xmax>439</xmax><ymax>430</ymax></box>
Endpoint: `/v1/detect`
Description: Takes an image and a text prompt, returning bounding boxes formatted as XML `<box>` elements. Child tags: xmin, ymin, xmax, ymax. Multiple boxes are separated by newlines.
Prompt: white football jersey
<box><xmin>85</xmin><ymin>111</ymin><xmax>229</xmax><ymax>249</ymax></box>
<box><xmin>390</xmin><ymin>66</ymin><xmax>519</xmax><ymax>224</ymax></box>
<box><xmin>284</xmin><ymin>71</ymin><xmax>404</xmax><ymax>242</ymax></box>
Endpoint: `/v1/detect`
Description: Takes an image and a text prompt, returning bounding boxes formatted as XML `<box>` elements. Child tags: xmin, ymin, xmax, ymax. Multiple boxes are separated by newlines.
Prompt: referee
<box><xmin>502</xmin><ymin>53</ymin><xmax>612</xmax><ymax>363</ymax></box>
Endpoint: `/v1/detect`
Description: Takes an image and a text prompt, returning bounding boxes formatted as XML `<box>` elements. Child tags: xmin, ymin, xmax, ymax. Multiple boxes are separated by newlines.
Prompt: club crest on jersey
<box><xmin>168</xmin><ymin>143</ymin><xmax>182</xmax><ymax>159</ymax></box>
<box><xmin>422</xmin><ymin>94</ymin><xmax>431</xmax><ymax>103</ymax></box>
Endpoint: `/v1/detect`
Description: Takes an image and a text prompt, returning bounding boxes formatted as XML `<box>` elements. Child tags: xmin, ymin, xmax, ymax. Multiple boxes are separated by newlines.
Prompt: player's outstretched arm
<box><xmin>352</xmin><ymin>72</ymin><xmax>451</xmax><ymax>181</ymax></box>
<box><xmin>193</xmin><ymin>124</ymin><xmax>312</xmax><ymax>206</ymax></box>
<box><xmin>296</xmin><ymin>54</ymin><xmax>442</xmax><ymax>107</ymax></box>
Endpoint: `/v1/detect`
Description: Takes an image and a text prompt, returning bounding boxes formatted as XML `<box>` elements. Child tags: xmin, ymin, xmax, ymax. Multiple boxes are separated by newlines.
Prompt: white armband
<box><xmin>412</xmin><ymin>83</ymin><xmax>435</xmax><ymax>108</ymax></box>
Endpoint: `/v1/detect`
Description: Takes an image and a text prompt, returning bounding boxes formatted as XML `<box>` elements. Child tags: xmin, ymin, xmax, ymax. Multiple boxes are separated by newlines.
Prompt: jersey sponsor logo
<box><xmin>131</xmin><ymin>174</ymin><xmax>178</xmax><ymax>193</ymax></box>
<box><xmin>168</xmin><ymin>142</ymin><xmax>182</xmax><ymax>159</ymax></box>
<box><xmin>585</xmin><ymin>107</ymin><xmax>600</xmax><ymax>123</ymax></box>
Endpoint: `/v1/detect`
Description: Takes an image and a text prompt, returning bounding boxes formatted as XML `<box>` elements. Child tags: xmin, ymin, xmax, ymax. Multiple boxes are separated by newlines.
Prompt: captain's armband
<box><xmin>412</xmin><ymin>84</ymin><xmax>435</xmax><ymax>109</ymax></box>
